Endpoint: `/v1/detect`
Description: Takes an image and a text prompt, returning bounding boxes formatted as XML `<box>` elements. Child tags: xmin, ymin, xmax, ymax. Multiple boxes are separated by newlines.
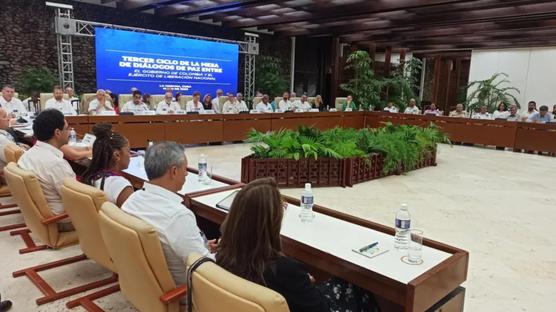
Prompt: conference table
<box><xmin>64</xmin><ymin>111</ymin><xmax>556</xmax><ymax>154</ymax></box>
<box><xmin>122</xmin><ymin>156</ymin><xmax>469</xmax><ymax>312</ymax></box>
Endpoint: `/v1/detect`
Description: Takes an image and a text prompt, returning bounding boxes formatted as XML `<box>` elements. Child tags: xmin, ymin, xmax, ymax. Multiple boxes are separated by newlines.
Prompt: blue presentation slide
<box><xmin>95</xmin><ymin>28</ymin><xmax>239</xmax><ymax>96</ymax></box>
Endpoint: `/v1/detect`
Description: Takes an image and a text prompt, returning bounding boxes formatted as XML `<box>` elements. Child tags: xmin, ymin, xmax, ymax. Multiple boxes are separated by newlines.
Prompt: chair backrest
<box><xmin>150</xmin><ymin>95</ymin><xmax>165</xmax><ymax>109</ymax></box>
<box><xmin>253</xmin><ymin>96</ymin><xmax>262</xmax><ymax>105</ymax></box>
<box><xmin>4</xmin><ymin>162</ymin><xmax>59</xmax><ymax>246</ymax></box>
<box><xmin>179</xmin><ymin>95</ymin><xmax>193</xmax><ymax>107</ymax></box>
<box><xmin>118</xmin><ymin>94</ymin><xmax>133</xmax><ymax>106</ymax></box>
<box><xmin>217</xmin><ymin>96</ymin><xmax>227</xmax><ymax>111</ymax></box>
<box><xmin>79</xmin><ymin>93</ymin><xmax>97</xmax><ymax>114</ymax></box>
<box><xmin>4</xmin><ymin>143</ymin><xmax>24</xmax><ymax>163</ymax></box>
<box><xmin>186</xmin><ymin>253</ymin><xmax>290</xmax><ymax>312</ymax></box>
<box><xmin>40</xmin><ymin>93</ymin><xmax>71</xmax><ymax>111</ymax></box>
<box><xmin>98</xmin><ymin>202</ymin><xmax>180</xmax><ymax>312</ymax></box>
<box><xmin>335</xmin><ymin>97</ymin><xmax>347</xmax><ymax>110</ymax></box>
<box><xmin>61</xmin><ymin>179</ymin><xmax>115</xmax><ymax>272</ymax></box>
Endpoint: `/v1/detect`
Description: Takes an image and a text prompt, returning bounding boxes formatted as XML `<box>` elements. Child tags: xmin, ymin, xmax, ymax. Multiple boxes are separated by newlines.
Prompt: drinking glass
<box><xmin>408</xmin><ymin>229</ymin><xmax>424</xmax><ymax>264</ymax></box>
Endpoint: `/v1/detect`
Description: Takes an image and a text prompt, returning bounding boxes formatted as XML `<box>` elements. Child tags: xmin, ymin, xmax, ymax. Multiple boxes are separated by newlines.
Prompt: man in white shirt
<box><xmin>404</xmin><ymin>98</ymin><xmax>420</xmax><ymax>114</ymax></box>
<box><xmin>17</xmin><ymin>109</ymin><xmax>76</xmax><ymax>231</ymax></box>
<box><xmin>472</xmin><ymin>105</ymin><xmax>492</xmax><ymax>120</ymax></box>
<box><xmin>88</xmin><ymin>89</ymin><xmax>114</xmax><ymax>115</ymax></box>
<box><xmin>211</xmin><ymin>89</ymin><xmax>224</xmax><ymax>113</ymax></box>
<box><xmin>383</xmin><ymin>101</ymin><xmax>399</xmax><ymax>113</ymax></box>
<box><xmin>0</xmin><ymin>85</ymin><xmax>27</xmax><ymax>116</ymax></box>
<box><xmin>222</xmin><ymin>93</ymin><xmax>248</xmax><ymax>114</ymax></box>
<box><xmin>121</xmin><ymin>90</ymin><xmax>150</xmax><ymax>114</ymax></box>
<box><xmin>278</xmin><ymin>92</ymin><xmax>293</xmax><ymax>112</ymax></box>
<box><xmin>256</xmin><ymin>94</ymin><xmax>273</xmax><ymax>113</ymax></box>
<box><xmin>122</xmin><ymin>142</ymin><xmax>217</xmax><ymax>287</ymax></box>
<box><xmin>0</xmin><ymin>108</ymin><xmax>18</xmax><ymax>177</ymax></box>
<box><xmin>45</xmin><ymin>86</ymin><xmax>77</xmax><ymax>116</ymax></box>
<box><xmin>156</xmin><ymin>91</ymin><xmax>181</xmax><ymax>114</ymax></box>
<box><xmin>186</xmin><ymin>91</ymin><xmax>205</xmax><ymax>113</ymax></box>
<box><xmin>295</xmin><ymin>94</ymin><xmax>312</xmax><ymax>111</ymax></box>
<box><xmin>521</xmin><ymin>100</ymin><xmax>538</xmax><ymax>122</ymax></box>
<box><xmin>65</xmin><ymin>87</ymin><xmax>80</xmax><ymax>112</ymax></box>
<box><xmin>22</xmin><ymin>91</ymin><xmax>41</xmax><ymax>114</ymax></box>
<box><xmin>236</xmin><ymin>92</ymin><xmax>247</xmax><ymax>108</ymax></box>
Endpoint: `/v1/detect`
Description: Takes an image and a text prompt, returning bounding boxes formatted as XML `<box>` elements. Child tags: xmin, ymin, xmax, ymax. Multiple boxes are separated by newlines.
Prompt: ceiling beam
<box><xmin>225</xmin><ymin>0</ymin><xmax>477</xmax><ymax>28</ymax></box>
<box><xmin>155</xmin><ymin>0</ymin><xmax>282</xmax><ymax>17</ymax></box>
<box><xmin>119</xmin><ymin>0</ymin><xmax>186</xmax><ymax>11</ymax></box>
<box><xmin>276</xmin><ymin>1</ymin><xmax>556</xmax><ymax>37</ymax></box>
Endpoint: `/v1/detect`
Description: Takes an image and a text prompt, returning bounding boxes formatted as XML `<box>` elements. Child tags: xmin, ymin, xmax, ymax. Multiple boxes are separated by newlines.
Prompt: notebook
<box><xmin>215</xmin><ymin>190</ymin><xmax>239</xmax><ymax>211</ymax></box>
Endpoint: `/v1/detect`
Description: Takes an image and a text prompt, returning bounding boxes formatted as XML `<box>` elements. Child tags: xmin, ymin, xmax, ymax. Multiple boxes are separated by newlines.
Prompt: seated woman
<box><xmin>202</xmin><ymin>94</ymin><xmax>213</xmax><ymax>110</ymax></box>
<box><xmin>216</xmin><ymin>178</ymin><xmax>377</xmax><ymax>312</ymax></box>
<box><xmin>342</xmin><ymin>95</ymin><xmax>357</xmax><ymax>111</ymax></box>
<box><xmin>492</xmin><ymin>102</ymin><xmax>510</xmax><ymax>120</ymax></box>
<box><xmin>313</xmin><ymin>95</ymin><xmax>326</xmax><ymax>111</ymax></box>
<box><xmin>81</xmin><ymin>123</ymin><xmax>133</xmax><ymax>207</ymax></box>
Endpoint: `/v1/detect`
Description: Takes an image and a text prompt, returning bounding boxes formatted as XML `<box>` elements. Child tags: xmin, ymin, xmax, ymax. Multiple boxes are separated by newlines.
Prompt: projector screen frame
<box><xmin>47</xmin><ymin>2</ymin><xmax>258</xmax><ymax>99</ymax></box>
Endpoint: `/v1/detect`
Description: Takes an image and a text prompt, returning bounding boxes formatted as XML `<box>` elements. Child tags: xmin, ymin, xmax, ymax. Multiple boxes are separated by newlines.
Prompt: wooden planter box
<box><xmin>241</xmin><ymin>157</ymin><xmax>346</xmax><ymax>187</ymax></box>
<box><xmin>241</xmin><ymin>148</ymin><xmax>437</xmax><ymax>188</ymax></box>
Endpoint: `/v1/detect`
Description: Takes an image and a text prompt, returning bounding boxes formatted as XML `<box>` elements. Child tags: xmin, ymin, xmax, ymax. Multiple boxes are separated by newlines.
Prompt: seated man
<box><xmin>295</xmin><ymin>94</ymin><xmax>312</xmax><ymax>111</ymax></box>
<box><xmin>255</xmin><ymin>94</ymin><xmax>273</xmax><ymax>113</ymax></box>
<box><xmin>383</xmin><ymin>101</ymin><xmax>399</xmax><ymax>113</ymax></box>
<box><xmin>424</xmin><ymin>103</ymin><xmax>441</xmax><ymax>115</ymax></box>
<box><xmin>449</xmin><ymin>103</ymin><xmax>467</xmax><ymax>118</ymax></box>
<box><xmin>528</xmin><ymin>105</ymin><xmax>554</xmax><ymax>123</ymax></box>
<box><xmin>156</xmin><ymin>91</ymin><xmax>181</xmax><ymax>114</ymax></box>
<box><xmin>45</xmin><ymin>85</ymin><xmax>77</xmax><ymax>116</ymax></box>
<box><xmin>521</xmin><ymin>100</ymin><xmax>538</xmax><ymax>122</ymax></box>
<box><xmin>222</xmin><ymin>93</ymin><xmax>248</xmax><ymax>114</ymax></box>
<box><xmin>22</xmin><ymin>91</ymin><xmax>41</xmax><ymax>114</ymax></box>
<box><xmin>278</xmin><ymin>92</ymin><xmax>293</xmax><ymax>112</ymax></box>
<box><xmin>472</xmin><ymin>105</ymin><xmax>492</xmax><ymax>120</ymax></box>
<box><xmin>17</xmin><ymin>109</ymin><xmax>76</xmax><ymax>231</ymax></box>
<box><xmin>211</xmin><ymin>89</ymin><xmax>224</xmax><ymax>113</ymax></box>
<box><xmin>0</xmin><ymin>85</ymin><xmax>27</xmax><ymax>116</ymax></box>
<box><xmin>186</xmin><ymin>91</ymin><xmax>205</xmax><ymax>113</ymax></box>
<box><xmin>0</xmin><ymin>108</ymin><xmax>28</xmax><ymax>184</ymax></box>
<box><xmin>65</xmin><ymin>87</ymin><xmax>80</xmax><ymax>112</ymax></box>
<box><xmin>121</xmin><ymin>90</ymin><xmax>150</xmax><ymax>114</ymax></box>
<box><xmin>404</xmin><ymin>98</ymin><xmax>420</xmax><ymax>114</ymax></box>
<box><xmin>236</xmin><ymin>92</ymin><xmax>247</xmax><ymax>108</ymax></box>
<box><xmin>88</xmin><ymin>89</ymin><xmax>114</xmax><ymax>115</ymax></box>
<box><xmin>122</xmin><ymin>142</ymin><xmax>217</xmax><ymax>286</ymax></box>
<box><xmin>506</xmin><ymin>104</ymin><xmax>521</xmax><ymax>121</ymax></box>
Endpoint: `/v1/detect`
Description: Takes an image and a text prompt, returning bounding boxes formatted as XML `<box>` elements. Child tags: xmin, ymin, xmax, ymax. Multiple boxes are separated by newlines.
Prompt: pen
<box><xmin>359</xmin><ymin>242</ymin><xmax>378</xmax><ymax>252</ymax></box>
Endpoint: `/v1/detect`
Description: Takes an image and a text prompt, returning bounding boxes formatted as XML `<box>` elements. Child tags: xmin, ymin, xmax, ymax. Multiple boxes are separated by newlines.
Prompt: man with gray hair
<box><xmin>87</xmin><ymin>89</ymin><xmax>114</xmax><ymax>115</ymax></box>
<box><xmin>122</xmin><ymin>142</ymin><xmax>217</xmax><ymax>287</ymax></box>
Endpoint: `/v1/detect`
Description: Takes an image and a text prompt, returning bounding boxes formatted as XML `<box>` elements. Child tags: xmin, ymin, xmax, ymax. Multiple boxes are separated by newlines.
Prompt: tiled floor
<box><xmin>1</xmin><ymin>143</ymin><xmax>554</xmax><ymax>311</ymax></box>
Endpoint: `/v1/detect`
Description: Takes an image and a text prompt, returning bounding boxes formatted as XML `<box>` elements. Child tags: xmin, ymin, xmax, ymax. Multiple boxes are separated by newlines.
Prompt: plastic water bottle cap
<box><xmin>401</xmin><ymin>203</ymin><xmax>408</xmax><ymax>209</ymax></box>
<box><xmin>304</xmin><ymin>183</ymin><xmax>311</xmax><ymax>190</ymax></box>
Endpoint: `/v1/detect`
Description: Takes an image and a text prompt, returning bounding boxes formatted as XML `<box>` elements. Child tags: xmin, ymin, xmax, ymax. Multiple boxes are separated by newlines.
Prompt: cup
<box><xmin>407</xmin><ymin>229</ymin><xmax>424</xmax><ymax>264</ymax></box>
<box><xmin>202</xmin><ymin>165</ymin><xmax>213</xmax><ymax>185</ymax></box>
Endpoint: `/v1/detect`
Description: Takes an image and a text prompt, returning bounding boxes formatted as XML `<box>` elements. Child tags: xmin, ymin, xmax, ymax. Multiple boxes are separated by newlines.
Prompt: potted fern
<box><xmin>242</xmin><ymin>124</ymin><xmax>447</xmax><ymax>187</ymax></box>
<box><xmin>465</xmin><ymin>73</ymin><xmax>520</xmax><ymax>113</ymax></box>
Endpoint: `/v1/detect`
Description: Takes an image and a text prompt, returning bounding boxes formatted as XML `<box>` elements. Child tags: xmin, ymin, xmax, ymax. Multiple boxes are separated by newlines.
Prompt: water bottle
<box><xmin>299</xmin><ymin>183</ymin><xmax>315</xmax><ymax>223</ymax></box>
<box><xmin>394</xmin><ymin>204</ymin><xmax>411</xmax><ymax>250</ymax></box>
<box><xmin>198</xmin><ymin>154</ymin><xmax>207</xmax><ymax>181</ymax></box>
<box><xmin>69</xmin><ymin>128</ymin><xmax>77</xmax><ymax>145</ymax></box>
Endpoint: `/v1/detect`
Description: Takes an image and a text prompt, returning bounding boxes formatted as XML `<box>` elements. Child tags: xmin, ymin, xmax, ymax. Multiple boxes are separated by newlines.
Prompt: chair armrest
<box><xmin>159</xmin><ymin>285</ymin><xmax>187</xmax><ymax>304</ymax></box>
<box><xmin>42</xmin><ymin>213</ymin><xmax>69</xmax><ymax>224</ymax></box>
